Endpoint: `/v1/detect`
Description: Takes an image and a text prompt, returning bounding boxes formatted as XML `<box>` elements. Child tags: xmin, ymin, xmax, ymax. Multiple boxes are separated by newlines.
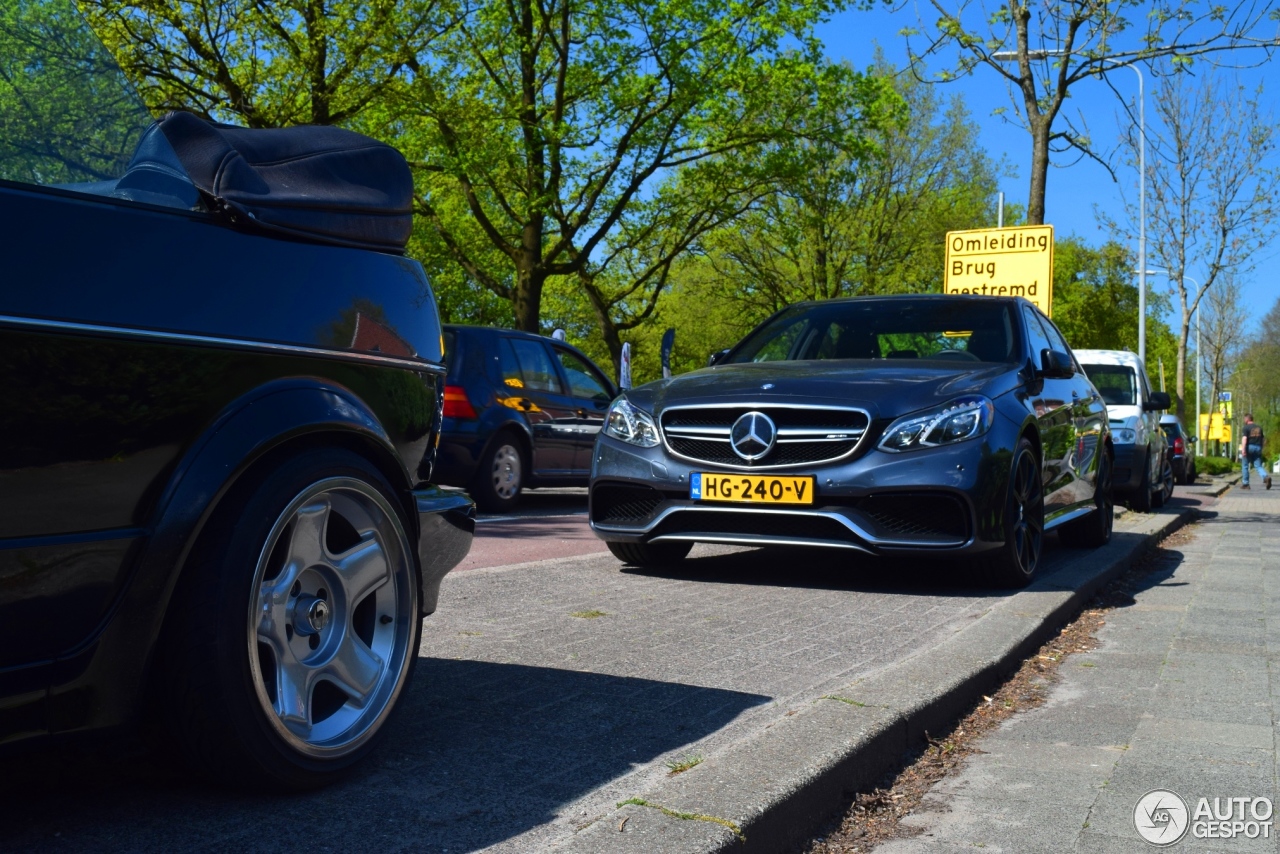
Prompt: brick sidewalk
<box><xmin>879</xmin><ymin>484</ymin><xmax>1280</xmax><ymax>853</ymax></box>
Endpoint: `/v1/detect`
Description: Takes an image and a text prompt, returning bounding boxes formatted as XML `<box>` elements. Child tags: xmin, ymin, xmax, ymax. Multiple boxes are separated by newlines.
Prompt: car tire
<box><xmin>1153</xmin><ymin>455</ymin><xmax>1174</xmax><ymax>507</ymax></box>
<box><xmin>1129</xmin><ymin>450</ymin><xmax>1154</xmax><ymax>513</ymax></box>
<box><xmin>607</xmin><ymin>540</ymin><xmax>693</xmax><ymax>567</ymax></box>
<box><xmin>1060</xmin><ymin>449</ymin><xmax>1113</xmax><ymax>548</ymax></box>
<box><xmin>470</xmin><ymin>432</ymin><xmax>526</xmax><ymax>513</ymax></box>
<box><xmin>157</xmin><ymin>448</ymin><xmax>421</xmax><ymax>790</ymax></box>
<box><xmin>978</xmin><ymin>437</ymin><xmax>1044</xmax><ymax>588</ymax></box>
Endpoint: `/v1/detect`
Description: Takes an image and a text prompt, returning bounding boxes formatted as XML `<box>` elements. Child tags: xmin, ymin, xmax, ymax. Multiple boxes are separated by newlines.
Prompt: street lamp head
<box><xmin>991</xmin><ymin>48</ymin><xmax>1069</xmax><ymax>61</ymax></box>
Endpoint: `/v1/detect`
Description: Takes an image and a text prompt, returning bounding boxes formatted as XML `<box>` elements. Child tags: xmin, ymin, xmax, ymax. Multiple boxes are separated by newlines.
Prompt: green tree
<box><xmin>397</xmin><ymin>0</ymin><xmax>895</xmax><ymax>333</ymax></box>
<box><xmin>82</xmin><ymin>0</ymin><xmax>454</xmax><ymax>128</ymax></box>
<box><xmin>0</xmin><ymin>0</ymin><xmax>150</xmax><ymax>183</ymax></box>
<box><xmin>900</xmin><ymin>0</ymin><xmax>1280</xmax><ymax>225</ymax></box>
<box><xmin>698</xmin><ymin>60</ymin><xmax>1002</xmax><ymax>317</ymax></box>
<box><xmin>1051</xmin><ymin>236</ymin><xmax>1179</xmax><ymax>384</ymax></box>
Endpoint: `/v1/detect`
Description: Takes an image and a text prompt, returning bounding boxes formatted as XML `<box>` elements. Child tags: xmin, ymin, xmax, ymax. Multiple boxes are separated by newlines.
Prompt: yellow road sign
<box><xmin>944</xmin><ymin>225</ymin><xmax>1054</xmax><ymax>316</ymax></box>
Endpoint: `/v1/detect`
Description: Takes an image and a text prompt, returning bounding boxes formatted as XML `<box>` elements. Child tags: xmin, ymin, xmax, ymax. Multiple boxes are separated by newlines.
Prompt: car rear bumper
<box><xmin>413</xmin><ymin>486</ymin><xmax>474</xmax><ymax>614</ymax></box>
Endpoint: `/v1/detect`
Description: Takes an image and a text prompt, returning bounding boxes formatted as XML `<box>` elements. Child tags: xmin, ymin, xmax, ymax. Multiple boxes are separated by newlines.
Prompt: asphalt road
<box><xmin>0</xmin><ymin>482</ymin><xmax>1217</xmax><ymax>853</ymax></box>
<box><xmin>458</xmin><ymin>488</ymin><xmax>602</xmax><ymax>572</ymax></box>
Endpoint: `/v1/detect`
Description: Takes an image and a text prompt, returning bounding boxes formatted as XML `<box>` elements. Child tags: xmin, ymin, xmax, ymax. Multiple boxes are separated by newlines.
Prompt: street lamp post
<box><xmin>991</xmin><ymin>49</ymin><xmax>1146</xmax><ymax>361</ymax></box>
<box><xmin>1141</xmin><ymin>268</ymin><xmax>1202</xmax><ymax>440</ymax></box>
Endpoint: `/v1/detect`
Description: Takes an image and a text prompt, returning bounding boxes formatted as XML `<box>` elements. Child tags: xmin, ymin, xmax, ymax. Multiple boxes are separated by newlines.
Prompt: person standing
<box><xmin>1239</xmin><ymin>413</ymin><xmax>1270</xmax><ymax>490</ymax></box>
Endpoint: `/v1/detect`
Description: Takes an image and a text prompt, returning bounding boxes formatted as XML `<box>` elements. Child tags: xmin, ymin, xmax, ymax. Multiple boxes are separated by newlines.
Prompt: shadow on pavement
<box><xmin>622</xmin><ymin>544</ymin><xmax>1010</xmax><ymax>598</ymax></box>
<box><xmin>1</xmin><ymin>660</ymin><xmax>768</xmax><ymax>852</ymax></box>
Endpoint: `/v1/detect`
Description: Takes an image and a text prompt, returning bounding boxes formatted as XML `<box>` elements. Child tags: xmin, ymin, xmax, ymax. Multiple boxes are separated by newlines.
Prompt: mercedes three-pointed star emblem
<box><xmin>730</xmin><ymin>411</ymin><xmax>777</xmax><ymax>461</ymax></box>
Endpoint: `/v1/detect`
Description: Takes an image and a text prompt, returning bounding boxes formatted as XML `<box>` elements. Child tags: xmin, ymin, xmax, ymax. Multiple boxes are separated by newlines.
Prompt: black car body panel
<box><xmin>589</xmin><ymin>295</ymin><xmax>1111</xmax><ymax>561</ymax></box>
<box><xmin>0</xmin><ymin>177</ymin><xmax>473</xmax><ymax>748</ymax></box>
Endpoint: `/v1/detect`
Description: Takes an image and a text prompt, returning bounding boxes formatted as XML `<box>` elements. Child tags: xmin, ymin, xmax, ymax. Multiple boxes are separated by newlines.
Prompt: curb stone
<box><xmin>552</xmin><ymin>505</ymin><xmax>1199</xmax><ymax>854</ymax></box>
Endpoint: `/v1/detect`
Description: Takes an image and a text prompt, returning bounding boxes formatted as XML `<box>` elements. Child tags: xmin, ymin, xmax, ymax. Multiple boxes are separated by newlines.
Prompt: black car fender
<box><xmin>44</xmin><ymin>378</ymin><xmax>412</xmax><ymax>735</ymax></box>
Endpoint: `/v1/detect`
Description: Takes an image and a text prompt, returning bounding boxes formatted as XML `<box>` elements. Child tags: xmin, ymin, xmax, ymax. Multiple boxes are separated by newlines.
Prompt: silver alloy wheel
<box><xmin>247</xmin><ymin>476</ymin><xmax>416</xmax><ymax>759</ymax></box>
<box><xmin>489</xmin><ymin>443</ymin><xmax>523</xmax><ymax>500</ymax></box>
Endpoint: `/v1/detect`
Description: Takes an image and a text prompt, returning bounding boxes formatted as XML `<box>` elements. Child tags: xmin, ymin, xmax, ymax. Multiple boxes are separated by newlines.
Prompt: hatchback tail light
<box><xmin>443</xmin><ymin>384</ymin><xmax>477</xmax><ymax>419</ymax></box>
<box><xmin>1173</xmin><ymin>436</ymin><xmax>1185</xmax><ymax>456</ymax></box>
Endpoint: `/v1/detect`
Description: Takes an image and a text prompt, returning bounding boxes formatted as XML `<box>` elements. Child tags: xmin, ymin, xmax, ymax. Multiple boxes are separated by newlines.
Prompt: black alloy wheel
<box><xmin>156</xmin><ymin>448</ymin><xmax>421</xmax><ymax>789</ymax></box>
<box><xmin>608</xmin><ymin>540</ymin><xmax>693</xmax><ymax>567</ymax></box>
<box><xmin>981</xmin><ymin>437</ymin><xmax>1044</xmax><ymax>588</ymax></box>
<box><xmin>1061</xmin><ymin>449</ymin><xmax>1114</xmax><ymax>548</ymax></box>
<box><xmin>1153</xmin><ymin>455</ymin><xmax>1174</xmax><ymax>507</ymax></box>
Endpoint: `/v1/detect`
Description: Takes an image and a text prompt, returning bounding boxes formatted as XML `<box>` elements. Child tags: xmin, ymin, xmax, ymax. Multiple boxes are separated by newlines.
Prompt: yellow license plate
<box><xmin>690</xmin><ymin>473</ymin><xmax>815</xmax><ymax>505</ymax></box>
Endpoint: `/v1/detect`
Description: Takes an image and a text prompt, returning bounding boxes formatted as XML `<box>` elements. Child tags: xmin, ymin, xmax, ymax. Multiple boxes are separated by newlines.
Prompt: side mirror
<box><xmin>1145</xmin><ymin>391</ymin><xmax>1171</xmax><ymax>411</ymax></box>
<box><xmin>1187</xmin><ymin>435</ymin><xmax>1197</xmax><ymax>444</ymax></box>
<box><xmin>1038</xmin><ymin>349</ymin><xmax>1074</xmax><ymax>379</ymax></box>
<box><xmin>708</xmin><ymin>349</ymin><xmax>729</xmax><ymax>367</ymax></box>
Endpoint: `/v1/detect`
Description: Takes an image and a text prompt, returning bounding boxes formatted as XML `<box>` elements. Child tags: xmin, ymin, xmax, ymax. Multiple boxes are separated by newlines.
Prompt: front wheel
<box><xmin>157</xmin><ymin>448</ymin><xmax>421</xmax><ymax>789</ymax></box>
<box><xmin>607</xmin><ymin>540</ymin><xmax>693</xmax><ymax>567</ymax></box>
<box><xmin>1129</xmin><ymin>450</ymin><xmax>1154</xmax><ymax>513</ymax></box>
<box><xmin>978</xmin><ymin>438</ymin><xmax>1044</xmax><ymax>588</ymax></box>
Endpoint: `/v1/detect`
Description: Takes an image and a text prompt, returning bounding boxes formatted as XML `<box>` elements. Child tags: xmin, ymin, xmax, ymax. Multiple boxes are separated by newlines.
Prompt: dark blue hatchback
<box><xmin>437</xmin><ymin>326</ymin><xmax>619</xmax><ymax>511</ymax></box>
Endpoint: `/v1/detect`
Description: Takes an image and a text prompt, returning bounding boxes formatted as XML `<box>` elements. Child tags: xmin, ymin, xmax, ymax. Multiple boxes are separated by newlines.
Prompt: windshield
<box><xmin>724</xmin><ymin>299</ymin><xmax>1020</xmax><ymax>365</ymax></box>
<box><xmin>1081</xmin><ymin>364</ymin><xmax>1137</xmax><ymax>407</ymax></box>
<box><xmin>0</xmin><ymin>0</ymin><xmax>200</xmax><ymax>209</ymax></box>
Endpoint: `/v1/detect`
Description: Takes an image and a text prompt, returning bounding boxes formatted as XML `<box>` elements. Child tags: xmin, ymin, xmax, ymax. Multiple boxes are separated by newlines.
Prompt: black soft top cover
<box><xmin>157</xmin><ymin>111</ymin><xmax>413</xmax><ymax>253</ymax></box>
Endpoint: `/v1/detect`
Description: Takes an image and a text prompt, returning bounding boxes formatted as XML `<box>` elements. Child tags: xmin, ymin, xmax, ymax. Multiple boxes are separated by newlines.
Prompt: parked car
<box><xmin>1160</xmin><ymin>415</ymin><xmax>1198</xmax><ymax>485</ymax></box>
<box><xmin>0</xmin><ymin>20</ymin><xmax>472</xmax><ymax>789</ymax></box>
<box><xmin>1074</xmin><ymin>350</ymin><xmax>1172</xmax><ymax>511</ymax></box>
<box><xmin>435</xmin><ymin>325</ymin><xmax>618</xmax><ymax>511</ymax></box>
<box><xmin>589</xmin><ymin>294</ymin><xmax>1114</xmax><ymax>588</ymax></box>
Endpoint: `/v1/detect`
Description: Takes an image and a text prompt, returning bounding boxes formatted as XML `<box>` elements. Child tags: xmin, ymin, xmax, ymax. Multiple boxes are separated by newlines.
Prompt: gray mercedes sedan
<box><xmin>588</xmin><ymin>295</ymin><xmax>1114</xmax><ymax>587</ymax></box>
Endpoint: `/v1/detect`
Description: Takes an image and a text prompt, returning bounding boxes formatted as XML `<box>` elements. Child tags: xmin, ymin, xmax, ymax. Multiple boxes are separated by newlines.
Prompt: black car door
<box><xmin>551</xmin><ymin>345</ymin><xmax>616</xmax><ymax>473</ymax></box>
<box><xmin>1040</xmin><ymin>315</ymin><xmax>1107</xmax><ymax>507</ymax></box>
<box><xmin>502</xmin><ymin>337</ymin><xmax>581</xmax><ymax>476</ymax></box>
<box><xmin>1021</xmin><ymin>305</ymin><xmax>1076</xmax><ymax>515</ymax></box>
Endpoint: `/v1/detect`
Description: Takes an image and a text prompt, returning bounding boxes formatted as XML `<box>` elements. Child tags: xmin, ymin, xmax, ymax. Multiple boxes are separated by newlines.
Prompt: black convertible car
<box><xmin>0</xmin><ymin>10</ymin><xmax>471</xmax><ymax>788</ymax></box>
<box><xmin>589</xmin><ymin>295</ymin><xmax>1114</xmax><ymax>587</ymax></box>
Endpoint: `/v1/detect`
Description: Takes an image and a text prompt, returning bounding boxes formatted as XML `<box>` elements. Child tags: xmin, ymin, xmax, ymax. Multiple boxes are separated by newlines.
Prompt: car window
<box><xmin>555</xmin><ymin>348</ymin><xmax>611</xmax><ymax>402</ymax></box>
<box><xmin>1080</xmin><ymin>364</ymin><xmax>1137</xmax><ymax>406</ymax></box>
<box><xmin>726</xmin><ymin>299</ymin><xmax>1019</xmax><ymax>364</ymax></box>
<box><xmin>0</xmin><ymin>0</ymin><xmax>201</xmax><ymax>210</ymax></box>
<box><xmin>741</xmin><ymin>317</ymin><xmax>808</xmax><ymax>363</ymax></box>
<box><xmin>508</xmin><ymin>339</ymin><xmax>563</xmax><ymax>393</ymax></box>
<box><xmin>1038</xmin><ymin>313</ymin><xmax>1073</xmax><ymax>359</ymax></box>
<box><xmin>1021</xmin><ymin>306</ymin><xmax>1053</xmax><ymax>365</ymax></box>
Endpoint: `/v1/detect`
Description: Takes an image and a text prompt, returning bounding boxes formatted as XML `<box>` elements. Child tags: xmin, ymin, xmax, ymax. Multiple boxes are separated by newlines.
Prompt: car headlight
<box><xmin>1112</xmin><ymin>428</ymin><xmax>1136</xmax><ymax>444</ymax></box>
<box><xmin>603</xmin><ymin>398</ymin><xmax>660</xmax><ymax>448</ymax></box>
<box><xmin>878</xmin><ymin>396</ymin><xmax>996</xmax><ymax>452</ymax></box>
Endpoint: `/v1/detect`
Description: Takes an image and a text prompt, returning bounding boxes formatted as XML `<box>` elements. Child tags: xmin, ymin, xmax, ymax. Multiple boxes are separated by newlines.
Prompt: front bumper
<box><xmin>413</xmin><ymin>486</ymin><xmax>475</xmax><ymax>614</ymax></box>
<box><xmin>1110</xmin><ymin>442</ymin><xmax>1147</xmax><ymax>494</ymax></box>
<box><xmin>588</xmin><ymin>432</ymin><xmax>1011</xmax><ymax>558</ymax></box>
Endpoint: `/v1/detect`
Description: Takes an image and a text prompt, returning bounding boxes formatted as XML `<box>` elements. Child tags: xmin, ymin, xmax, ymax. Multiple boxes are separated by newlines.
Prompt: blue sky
<box><xmin>814</xmin><ymin>3</ymin><xmax>1278</xmax><ymax>334</ymax></box>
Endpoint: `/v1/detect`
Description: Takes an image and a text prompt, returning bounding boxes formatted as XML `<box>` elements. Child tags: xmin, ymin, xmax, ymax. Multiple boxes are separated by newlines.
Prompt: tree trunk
<box><xmin>513</xmin><ymin>222</ymin><xmax>544</xmax><ymax>333</ymax></box>
<box><xmin>1027</xmin><ymin>120</ymin><xmax>1050</xmax><ymax>226</ymax></box>
<box><xmin>582</xmin><ymin>279</ymin><xmax>625</xmax><ymax>376</ymax></box>
<box><xmin>1175</xmin><ymin>310</ymin><xmax>1190</xmax><ymax>420</ymax></box>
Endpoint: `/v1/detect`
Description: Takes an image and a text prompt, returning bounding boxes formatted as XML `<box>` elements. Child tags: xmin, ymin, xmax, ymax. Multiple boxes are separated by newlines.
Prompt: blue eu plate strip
<box><xmin>690</xmin><ymin>472</ymin><xmax>702</xmax><ymax>500</ymax></box>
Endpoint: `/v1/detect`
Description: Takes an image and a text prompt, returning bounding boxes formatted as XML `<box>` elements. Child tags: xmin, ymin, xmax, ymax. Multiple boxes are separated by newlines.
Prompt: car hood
<box><xmin>625</xmin><ymin>360</ymin><xmax>1024</xmax><ymax>421</ymax></box>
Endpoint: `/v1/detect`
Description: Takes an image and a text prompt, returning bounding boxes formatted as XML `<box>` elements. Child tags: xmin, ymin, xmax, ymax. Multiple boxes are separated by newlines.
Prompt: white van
<box><xmin>1075</xmin><ymin>349</ymin><xmax>1173</xmax><ymax>512</ymax></box>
